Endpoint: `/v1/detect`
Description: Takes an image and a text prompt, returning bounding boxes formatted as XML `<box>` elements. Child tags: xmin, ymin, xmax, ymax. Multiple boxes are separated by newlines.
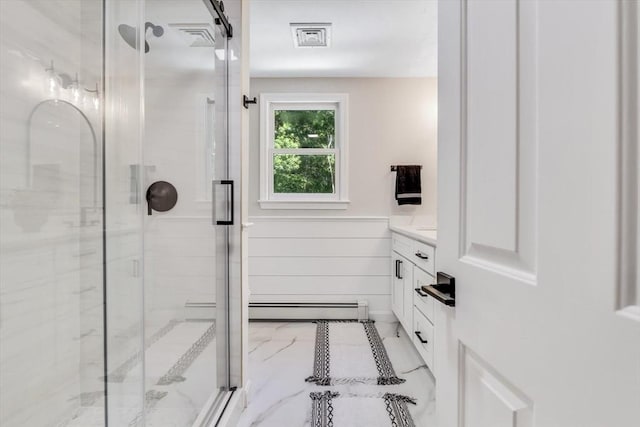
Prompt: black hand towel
<box><xmin>395</xmin><ymin>165</ymin><xmax>422</xmax><ymax>205</ymax></box>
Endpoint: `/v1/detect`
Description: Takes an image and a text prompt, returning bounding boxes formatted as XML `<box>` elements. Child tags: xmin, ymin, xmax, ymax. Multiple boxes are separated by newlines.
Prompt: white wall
<box><xmin>247</xmin><ymin>78</ymin><xmax>437</xmax><ymax>318</ymax></box>
<box><xmin>249</xmin><ymin>77</ymin><xmax>438</xmax><ymax>218</ymax></box>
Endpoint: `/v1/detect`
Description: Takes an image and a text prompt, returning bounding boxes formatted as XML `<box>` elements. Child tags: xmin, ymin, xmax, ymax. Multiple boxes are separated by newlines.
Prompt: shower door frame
<box><xmin>192</xmin><ymin>0</ymin><xmax>242</xmax><ymax>424</ymax></box>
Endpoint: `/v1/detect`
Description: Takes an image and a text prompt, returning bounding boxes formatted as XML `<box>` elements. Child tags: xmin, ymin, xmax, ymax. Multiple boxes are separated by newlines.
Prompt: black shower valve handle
<box><xmin>146</xmin><ymin>181</ymin><xmax>178</xmax><ymax>216</ymax></box>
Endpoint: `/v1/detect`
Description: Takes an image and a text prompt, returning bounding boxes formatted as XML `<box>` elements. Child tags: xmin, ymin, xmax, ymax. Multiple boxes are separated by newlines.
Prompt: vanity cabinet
<box><xmin>391</xmin><ymin>232</ymin><xmax>437</xmax><ymax>374</ymax></box>
<box><xmin>391</xmin><ymin>252</ymin><xmax>413</xmax><ymax>333</ymax></box>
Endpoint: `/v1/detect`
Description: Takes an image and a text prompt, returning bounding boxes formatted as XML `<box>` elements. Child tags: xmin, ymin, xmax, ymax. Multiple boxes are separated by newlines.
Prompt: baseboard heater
<box><xmin>185</xmin><ymin>300</ymin><xmax>370</xmax><ymax>321</ymax></box>
<box><xmin>249</xmin><ymin>301</ymin><xmax>369</xmax><ymax>321</ymax></box>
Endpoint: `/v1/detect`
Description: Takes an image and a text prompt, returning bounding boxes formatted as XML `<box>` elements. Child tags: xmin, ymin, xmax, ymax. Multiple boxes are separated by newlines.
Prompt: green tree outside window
<box><xmin>273</xmin><ymin>110</ymin><xmax>336</xmax><ymax>194</ymax></box>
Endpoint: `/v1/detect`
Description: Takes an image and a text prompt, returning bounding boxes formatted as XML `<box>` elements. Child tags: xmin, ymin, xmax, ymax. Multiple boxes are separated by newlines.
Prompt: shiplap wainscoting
<box><xmin>248</xmin><ymin>217</ymin><xmax>393</xmax><ymax>320</ymax></box>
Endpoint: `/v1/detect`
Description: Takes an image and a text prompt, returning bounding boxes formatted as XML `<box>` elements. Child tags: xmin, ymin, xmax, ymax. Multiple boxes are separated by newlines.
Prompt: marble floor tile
<box><xmin>237</xmin><ymin>321</ymin><xmax>436</xmax><ymax>427</ymax></box>
<box><xmin>65</xmin><ymin>320</ymin><xmax>220</xmax><ymax>427</ymax></box>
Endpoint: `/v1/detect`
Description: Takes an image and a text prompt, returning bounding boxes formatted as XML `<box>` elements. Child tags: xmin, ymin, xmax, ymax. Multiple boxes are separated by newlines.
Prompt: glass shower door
<box><xmin>212</xmin><ymin>20</ymin><xmax>231</xmax><ymax>395</ymax></box>
<box><xmin>140</xmin><ymin>0</ymin><xmax>232</xmax><ymax>425</ymax></box>
<box><xmin>0</xmin><ymin>0</ymin><xmax>236</xmax><ymax>425</ymax></box>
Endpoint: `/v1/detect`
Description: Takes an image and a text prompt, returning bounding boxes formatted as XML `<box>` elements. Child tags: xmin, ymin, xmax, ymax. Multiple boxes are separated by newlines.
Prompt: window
<box><xmin>259</xmin><ymin>93</ymin><xmax>349</xmax><ymax>209</ymax></box>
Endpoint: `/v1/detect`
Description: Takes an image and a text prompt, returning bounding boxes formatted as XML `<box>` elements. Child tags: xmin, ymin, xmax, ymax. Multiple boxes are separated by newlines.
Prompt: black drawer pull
<box><xmin>414</xmin><ymin>331</ymin><xmax>428</xmax><ymax>344</ymax></box>
<box><xmin>415</xmin><ymin>251</ymin><xmax>429</xmax><ymax>260</ymax></box>
<box><xmin>415</xmin><ymin>288</ymin><xmax>429</xmax><ymax>298</ymax></box>
<box><xmin>396</xmin><ymin>260</ymin><xmax>403</xmax><ymax>279</ymax></box>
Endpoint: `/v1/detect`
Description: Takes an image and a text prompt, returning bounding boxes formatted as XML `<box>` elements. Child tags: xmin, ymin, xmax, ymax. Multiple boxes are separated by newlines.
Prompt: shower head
<box><xmin>146</xmin><ymin>22</ymin><xmax>164</xmax><ymax>37</ymax></box>
<box><xmin>118</xmin><ymin>22</ymin><xmax>164</xmax><ymax>53</ymax></box>
<box><xmin>117</xmin><ymin>24</ymin><xmax>137</xmax><ymax>50</ymax></box>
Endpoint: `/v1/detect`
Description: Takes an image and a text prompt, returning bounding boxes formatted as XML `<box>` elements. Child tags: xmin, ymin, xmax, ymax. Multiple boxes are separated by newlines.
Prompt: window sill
<box><xmin>258</xmin><ymin>200</ymin><xmax>350</xmax><ymax>210</ymax></box>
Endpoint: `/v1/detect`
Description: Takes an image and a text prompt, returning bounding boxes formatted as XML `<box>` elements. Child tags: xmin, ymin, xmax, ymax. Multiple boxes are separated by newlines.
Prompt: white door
<box><xmin>436</xmin><ymin>1</ymin><xmax>640</xmax><ymax>427</ymax></box>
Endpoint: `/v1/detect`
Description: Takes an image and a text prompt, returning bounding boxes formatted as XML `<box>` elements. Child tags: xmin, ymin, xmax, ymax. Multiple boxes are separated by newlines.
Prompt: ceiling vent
<box><xmin>290</xmin><ymin>23</ymin><xmax>332</xmax><ymax>48</ymax></box>
<box><xmin>168</xmin><ymin>23</ymin><xmax>216</xmax><ymax>47</ymax></box>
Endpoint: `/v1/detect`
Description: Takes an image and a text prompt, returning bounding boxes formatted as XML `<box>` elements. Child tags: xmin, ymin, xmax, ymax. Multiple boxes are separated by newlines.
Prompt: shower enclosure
<box><xmin>0</xmin><ymin>0</ymin><xmax>241</xmax><ymax>425</ymax></box>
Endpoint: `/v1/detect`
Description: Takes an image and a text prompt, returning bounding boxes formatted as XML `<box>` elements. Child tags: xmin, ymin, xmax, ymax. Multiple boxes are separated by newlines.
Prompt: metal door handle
<box><xmin>415</xmin><ymin>251</ymin><xmax>429</xmax><ymax>260</ymax></box>
<box><xmin>415</xmin><ymin>288</ymin><xmax>429</xmax><ymax>298</ymax></box>
<box><xmin>397</xmin><ymin>260</ymin><xmax>403</xmax><ymax>279</ymax></box>
<box><xmin>414</xmin><ymin>331</ymin><xmax>428</xmax><ymax>344</ymax></box>
<box><xmin>212</xmin><ymin>180</ymin><xmax>234</xmax><ymax>225</ymax></box>
<box><xmin>421</xmin><ymin>272</ymin><xmax>456</xmax><ymax>307</ymax></box>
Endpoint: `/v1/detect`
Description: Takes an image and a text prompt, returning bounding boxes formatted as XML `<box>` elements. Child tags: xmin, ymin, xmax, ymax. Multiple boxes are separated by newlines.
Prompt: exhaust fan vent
<box><xmin>168</xmin><ymin>23</ymin><xmax>215</xmax><ymax>47</ymax></box>
<box><xmin>290</xmin><ymin>23</ymin><xmax>332</xmax><ymax>48</ymax></box>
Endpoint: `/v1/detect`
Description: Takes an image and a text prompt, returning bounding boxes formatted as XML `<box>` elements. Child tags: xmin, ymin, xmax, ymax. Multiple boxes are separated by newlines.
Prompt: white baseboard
<box><xmin>242</xmin><ymin>380</ymin><xmax>251</xmax><ymax>409</ymax></box>
<box><xmin>369</xmin><ymin>311</ymin><xmax>396</xmax><ymax>323</ymax></box>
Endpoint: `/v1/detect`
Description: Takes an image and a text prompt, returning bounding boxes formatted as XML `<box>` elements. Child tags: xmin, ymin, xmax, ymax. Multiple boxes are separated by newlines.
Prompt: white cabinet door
<box><xmin>391</xmin><ymin>253</ymin><xmax>404</xmax><ymax>323</ymax></box>
<box><xmin>402</xmin><ymin>262</ymin><xmax>414</xmax><ymax>333</ymax></box>
<box><xmin>412</xmin><ymin>305</ymin><xmax>434</xmax><ymax>371</ymax></box>
<box><xmin>391</xmin><ymin>252</ymin><xmax>413</xmax><ymax>332</ymax></box>
<box><xmin>437</xmin><ymin>1</ymin><xmax>640</xmax><ymax>426</ymax></box>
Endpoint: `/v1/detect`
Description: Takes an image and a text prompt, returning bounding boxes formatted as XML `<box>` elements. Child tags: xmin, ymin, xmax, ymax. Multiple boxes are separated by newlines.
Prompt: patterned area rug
<box><xmin>310</xmin><ymin>390</ymin><xmax>416</xmax><ymax>427</ymax></box>
<box><xmin>306</xmin><ymin>320</ymin><xmax>405</xmax><ymax>386</ymax></box>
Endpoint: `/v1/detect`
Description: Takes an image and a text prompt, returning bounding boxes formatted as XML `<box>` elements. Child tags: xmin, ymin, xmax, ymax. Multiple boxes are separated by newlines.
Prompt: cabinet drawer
<box><xmin>392</xmin><ymin>233</ymin><xmax>414</xmax><ymax>260</ymax></box>
<box><xmin>413</xmin><ymin>307</ymin><xmax>434</xmax><ymax>370</ymax></box>
<box><xmin>413</xmin><ymin>267</ymin><xmax>435</xmax><ymax>322</ymax></box>
<box><xmin>411</xmin><ymin>240</ymin><xmax>435</xmax><ymax>276</ymax></box>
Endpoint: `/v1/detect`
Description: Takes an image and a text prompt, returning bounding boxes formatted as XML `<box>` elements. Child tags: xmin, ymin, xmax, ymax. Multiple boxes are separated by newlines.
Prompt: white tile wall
<box><xmin>104</xmin><ymin>0</ymin><xmax>146</xmax><ymax>423</ymax></box>
<box><xmin>142</xmin><ymin>37</ymin><xmax>217</xmax><ymax>322</ymax></box>
<box><xmin>0</xmin><ymin>1</ymin><xmax>106</xmax><ymax>425</ymax></box>
<box><xmin>1</xmin><ymin>0</ymin><xmax>244</xmax><ymax>423</ymax></box>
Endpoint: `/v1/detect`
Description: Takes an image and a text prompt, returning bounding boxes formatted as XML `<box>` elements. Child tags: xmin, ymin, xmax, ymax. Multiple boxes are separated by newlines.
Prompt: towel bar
<box><xmin>390</xmin><ymin>165</ymin><xmax>422</xmax><ymax>171</ymax></box>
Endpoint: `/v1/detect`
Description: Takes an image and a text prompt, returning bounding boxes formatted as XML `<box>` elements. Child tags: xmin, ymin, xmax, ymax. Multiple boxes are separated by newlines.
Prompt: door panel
<box><xmin>461</xmin><ymin>347</ymin><xmax>533</xmax><ymax>427</ymax></box>
<box><xmin>438</xmin><ymin>1</ymin><xmax>640</xmax><ymax>426</ymax></box>
<box><xmin>462</xmin><ymin>0</ymin><xmax>538</xmax><ymax>283</ymax></box>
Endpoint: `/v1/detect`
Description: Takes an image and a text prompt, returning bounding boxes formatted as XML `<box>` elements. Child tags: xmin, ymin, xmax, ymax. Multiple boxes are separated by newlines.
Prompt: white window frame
<box><xmin>259</xmin><ymin>93</ymin><xmax>349</xmax><ymax>210</ymax></box>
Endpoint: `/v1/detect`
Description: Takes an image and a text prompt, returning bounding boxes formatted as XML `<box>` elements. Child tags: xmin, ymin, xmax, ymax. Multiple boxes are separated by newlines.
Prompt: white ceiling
<box><xmin>250</xmin><ymin>0</ymin><xmax>438</xmax><ymax>78</ymax></box>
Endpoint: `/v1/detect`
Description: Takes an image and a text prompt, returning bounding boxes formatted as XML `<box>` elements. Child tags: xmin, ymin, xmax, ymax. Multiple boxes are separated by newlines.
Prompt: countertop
<box><xmin>389</xmin><ymin>224</ymin><xmax>437</xmax><ymax>247</ymax></box>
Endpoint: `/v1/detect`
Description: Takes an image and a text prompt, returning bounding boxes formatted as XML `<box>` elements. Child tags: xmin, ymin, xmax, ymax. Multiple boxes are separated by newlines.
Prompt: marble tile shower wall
<box><xmin>0</xmin><ymin>1</ymin><xmax>107</xmax><ymax>426</ymax></box>
<box><xmin>103</xmin><ymin>0</ymin><xmax>146</xmax><ymax>424</ymax></box>
<box><xmin>143</xmin><ymin>41</ymin><xmax>217</xmax><ymax>325</ymax></box>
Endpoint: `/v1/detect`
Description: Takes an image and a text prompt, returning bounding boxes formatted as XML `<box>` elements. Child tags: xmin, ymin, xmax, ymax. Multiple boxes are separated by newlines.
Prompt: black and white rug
<box><xmin>305</xmin><ymin>320</ymin><xmax>405</xmax><ymax>386</ymax></box>
<box><xmin>310</xmin><ymin>390</ymin><xmax>417</xmax><ymax>427</ymax></box>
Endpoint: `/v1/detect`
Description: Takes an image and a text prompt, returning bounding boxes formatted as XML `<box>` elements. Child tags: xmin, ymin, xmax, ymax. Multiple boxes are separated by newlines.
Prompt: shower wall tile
<box><xmin>144</xmin><ymin>216</ymin><xmax>215</xmax><ymax>320</ymax></box>
<box><xmin>143</xmin><ymin>31</ymin><xmax>218</xmax><ymax>322</ymax></box>
<box><xmin>0</xmin><ymin>0</ymin><xmax>106</xmax><ymax>426</ymax></box>
<box><xmin>103</xmin><ymin>0</ymin><xmax>147</xmax><ymax>423</ymax></box>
